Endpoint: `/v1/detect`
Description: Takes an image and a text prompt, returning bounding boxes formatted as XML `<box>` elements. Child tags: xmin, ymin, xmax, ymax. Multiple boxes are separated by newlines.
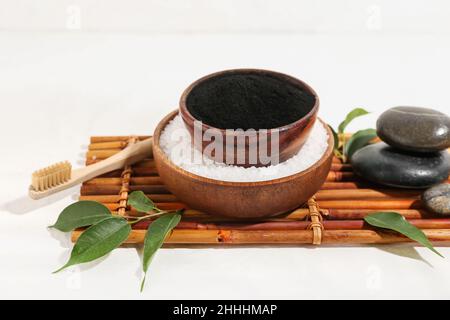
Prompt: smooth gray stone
<box><xmin>351</xmin><ymin>142</ymin><xmax>450</xmax><ymax>189</ymax></box>
<box><xmin>422</xmin><ymin>183</ymin><xmax>450</xmax><ymax>215</ymax></box>
<box><xmin>376</xmin><ymin>106</ymin><xmax>450</xmax><ymax>152</ymax></box>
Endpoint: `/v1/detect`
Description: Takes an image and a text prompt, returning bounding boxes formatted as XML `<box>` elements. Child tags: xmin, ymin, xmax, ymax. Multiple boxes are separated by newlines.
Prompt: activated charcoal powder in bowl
<box><xmin>185</xmin><ymin>70</ymin><xmax>317</xmax><ymax>130</ymax></box>
<box><xmin>179</xmin><ymin>69</ymin><xmax>320</xmax><ymax>167</ymax></box>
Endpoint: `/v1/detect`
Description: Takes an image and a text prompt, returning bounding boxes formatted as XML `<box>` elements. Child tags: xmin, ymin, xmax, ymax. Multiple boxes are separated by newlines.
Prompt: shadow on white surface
<box><xmin>134</xmin><ymin>246</ymin><xmax>144</xmax><ymax>281</ymax></box>
<box><xmin>48</xmin><ymin>227</ymin><xmax>73</xmax><ymax>249</ymax></box>
<box><xmin>375</xmin><ymin>244</ymin><xmax>433</xmax><ymax>267</ymax></box>
<box><xmin>1</xmin><ymin>186</ymin><xmax>79</xmax><ymax>215</ymax></box>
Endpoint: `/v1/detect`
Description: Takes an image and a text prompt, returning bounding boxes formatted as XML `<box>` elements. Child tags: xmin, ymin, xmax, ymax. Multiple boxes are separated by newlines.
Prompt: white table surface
<box><xmin>1</xmin><ymin>32</ymin><xmax>450</xmax><ymax>300</ymax></box>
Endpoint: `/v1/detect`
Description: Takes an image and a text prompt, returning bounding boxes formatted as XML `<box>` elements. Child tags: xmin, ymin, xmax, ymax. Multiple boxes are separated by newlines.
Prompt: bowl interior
<box><xmin>153</xmin><ymin>110</ymin><xmax>334</xmax><ymax>187</ymax></box>
<box><xmin>182</xmin><ymin>69</ymin><xmax>319</xmax><ymax>131</ymax></box>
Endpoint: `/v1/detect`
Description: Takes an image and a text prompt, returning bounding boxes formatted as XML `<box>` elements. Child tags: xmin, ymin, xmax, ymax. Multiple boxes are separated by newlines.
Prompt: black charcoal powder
<box><xmin>186</xmin><ymin>72</ymin><xmax>316</xmax><ymax>130</ymax></box>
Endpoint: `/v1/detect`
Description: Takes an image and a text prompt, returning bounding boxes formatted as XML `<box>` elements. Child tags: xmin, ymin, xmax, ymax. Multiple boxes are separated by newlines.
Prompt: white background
<box><xmin>1</xmin><ymin>0</ymin><xmax>450</xmax><ymax>299</ymax></box>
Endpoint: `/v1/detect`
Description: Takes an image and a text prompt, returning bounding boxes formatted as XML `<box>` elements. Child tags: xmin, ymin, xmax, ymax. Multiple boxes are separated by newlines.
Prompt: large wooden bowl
<box><xmin>153</xmin><ymin>111</ymin><xmax>334</xmax><ymax>218</ymax></box>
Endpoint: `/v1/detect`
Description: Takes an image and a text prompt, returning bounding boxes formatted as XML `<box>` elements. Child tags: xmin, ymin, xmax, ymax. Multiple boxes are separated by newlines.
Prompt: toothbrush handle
<box><xmin>72</xmin><ymin>138</ymin><xmax>153</xmax><ymax>183</ymax></box>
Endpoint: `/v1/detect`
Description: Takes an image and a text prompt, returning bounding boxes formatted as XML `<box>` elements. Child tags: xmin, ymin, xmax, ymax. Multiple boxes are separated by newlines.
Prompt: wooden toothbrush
<box><xmin>29</xmin><ymin>137</ymin><xmax>153</xmax><ymax>200</ymax></box>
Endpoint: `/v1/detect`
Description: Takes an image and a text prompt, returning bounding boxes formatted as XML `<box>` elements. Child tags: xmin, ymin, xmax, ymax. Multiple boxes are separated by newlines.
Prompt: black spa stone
<box><xmin>351</xmin><ymin>142</ymin><xmax>450</xmax><ymax>189</ymax></box>
<box><xmin>186</xmin><ymin>73</ymin><xmax>315</xmax><ymax>130</ymax></box>
<box><xmin>422</xmin><ymin>183</ymin><xmax>450</xmax><ymax>215</ymax></box>
<box><xmin>376</xmin><ymin>106</ymin><xmax>450</xmax><ymax>153</ymax></box>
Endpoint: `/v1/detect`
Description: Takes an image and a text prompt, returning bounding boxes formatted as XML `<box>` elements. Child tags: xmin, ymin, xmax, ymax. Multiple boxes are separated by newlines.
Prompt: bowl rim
<box><xmin>179</xmin><ymin>68</ymin><xmax>320</xmax><ymax>133</ymax></box>
<box><xmin>153</xmin><ymin>110</ymin><xmax>334</xmax><ymax>187</ymax></box>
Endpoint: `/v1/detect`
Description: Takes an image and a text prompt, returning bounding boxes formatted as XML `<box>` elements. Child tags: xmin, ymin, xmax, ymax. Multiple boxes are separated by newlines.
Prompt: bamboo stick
<box><xmin>86</xmin><ymin>150</ymin><xmax>153</xmax><ymax>161</ymax></box>
<box><xmin>326</xmin><ymin>171</ymin><xmax>447</xmax><ymax>183</ymax></box>
<box><xmin>132</xmin><ymin>218</ymin><xmax>450</xmax><ymax>231</ymax></box>
<box><xmin>78</xmin><ymin>192</ymin><xmax>424</xmax><ymax>209</ymax></box>
<box><xmin>319</xmin><ymin>199</ymin><xmax>422</xmax><ymax>209</ymax></box>
<box><xmin>78</xmin><ymin>189</ymin><xmax>422</xmax><ymax>203</ymax></box>
<box><xmin>325</xmin><ymin>209</ymin><xmax>430</xmax><ymax>220</ymax></box>
<box><xmin>327</xmin><ymin>219</ymin><xmax>448</xmax><ymax>229</ymax></box>
<box><xmin>72</xmin><ymin>229</ymin><xmax>224</xmax><ymax>244</ymax></box>
<box><xmin>93</xmin><ymin>169</ymin><xmax>122</xmax><ymax>178</ymax></box>
<box><xmin>79</xmin><ymin>195</ymin><xmax>122</xmax><ymax>202</ymax></box>
<box><xmin>315</xmin><ymin>189</ymin><xmax>422</xmax><ymax>200</ymax></box>
<box><xmin>88</xmin><ymin>166</ymin><xmax>158</xmax><ymax>176</ymax></box>
<box><xmin>116</xmin><ymin>207</ymin><xmax>431</xmax><ymax>221</ymax></box>
<box><xmin>84</xmin><ymin>200</ymin><xmax>426</xmax><ymax>215</ymax></box>
<box><xmin>323</xmin><ymin>179</ymin><xmax>448</xmax><ymax>188</ymax></box>
<box><xmin>226</xmin><ymin>229</ymin><xmax>450</xmax><ymax>244</ymax></box>
<box><xmin>102</xmin><ymin>203</ymin><xmax>122</xmax><ymax>211</ymax></box>
<box><xmin>80</xmin><ymin>184</ymin><xmax>169</xmax><ymax>196</ymax></box>
<box><xmin>88</xmin><ymin>141</ymin><xmax>128</xmax><ymax>150</ymax></box>
<box><xmin>115</xmin><ymin>203</ymin><xmax>188</xmax><ymax>215</ymax></box>
<box><xmin>174</xmin><ymin>208</ymin><xmax>311</xmax><ymax>221</ymax></box>
<box><xmin>321</xmin><ymin>182</ymin><xmax>369</xmax><ymax>189</ymax></box>
<box><xmin>115</xmin><ymin>208</ymin><xmax>313</xmax><ymax>222</ymax></box>
<box><xmin>84</xmin><ymin>177</ymin><xmax>132</xmax><ymax>185</ymax></box>
<box><xmin>86</xmin><ymin>159</ymin><xmax>155</xmax><ymax>167</ymax></box>
<box><xmin>84</xmin><ymin>176</ymin><xmax>163</xmax><ymax>186</ymax></box>
<box><xmin>128</xmin><ymin>167</ymin><xmax>159</xmax><ymax>176</ymax></box>
<box><xmin>179</xmin><ymin>208</ymin><xmax>312</xmax><ymax>221</ymax></box>
<box><xmin>79</xmin><ymin>194</ymin><xmax>178</xmax><ymax>203</ymax></box>
<box><xmin>71</xmin><ymin>228</ymin><xmax>450</xmax><ymax>244</ymax></box>
<box><xmin>90</xmin><ymin>136</ymin><xmax>150</xmax><ymax>143</ymax></box>
<box><xmin>321</xmin><ymin>229</ymin><xmax>450</xmax><ymax>244</ymax></box>
<box><xmin>86</xmin><ymin>149</ymin><xmax>123</xmax><ymax>160</ymax></box>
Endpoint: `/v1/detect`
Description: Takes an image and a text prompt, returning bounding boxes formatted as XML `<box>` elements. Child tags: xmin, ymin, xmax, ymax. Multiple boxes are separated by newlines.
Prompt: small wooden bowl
<box><xmin>153</xmin><ymin>111</ymin><xmax>334</xmax><ymax>218</ymax></box>
<box><xmin>179</xmin><ymin>69</ymin><xmax>319</xmax><ymax>167</ymax></box>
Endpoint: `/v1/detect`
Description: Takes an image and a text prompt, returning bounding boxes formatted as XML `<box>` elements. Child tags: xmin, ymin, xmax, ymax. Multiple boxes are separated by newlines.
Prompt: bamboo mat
<box><xmin>72</xmin><ymin>136</ymin><xmax>450</xmax><ymax>246</ymax></box>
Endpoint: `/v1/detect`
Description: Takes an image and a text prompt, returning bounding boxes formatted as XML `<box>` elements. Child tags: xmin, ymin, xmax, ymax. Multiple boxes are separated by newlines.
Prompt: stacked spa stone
<box><xmin>352</xmin><ymin>106</ymin><xmax>450</xmax><ymax>192</ymax></box>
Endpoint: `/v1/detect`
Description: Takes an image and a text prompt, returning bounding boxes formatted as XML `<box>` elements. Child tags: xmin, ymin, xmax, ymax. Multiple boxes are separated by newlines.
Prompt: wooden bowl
<box><xmin>179</xmin><ymin>69</ymin><xmax>319</xmax><ymax>167</ymax></box>
<box><xmin>153</xmin><ymin>111</ymin><xmax>334</xmax><ymax>218</ymax></box>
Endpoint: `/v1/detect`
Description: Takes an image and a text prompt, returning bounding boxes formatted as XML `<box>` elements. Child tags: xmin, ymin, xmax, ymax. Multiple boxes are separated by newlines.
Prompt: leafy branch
<box><xmin>329</xmin><ymin>107</ymin><xmax>377</xmax><ymax>163</ymax></box>
<box><xmin>51</xmin><ymin>191</ymin><xmax>183</xmax><ymax>291</ymax></box>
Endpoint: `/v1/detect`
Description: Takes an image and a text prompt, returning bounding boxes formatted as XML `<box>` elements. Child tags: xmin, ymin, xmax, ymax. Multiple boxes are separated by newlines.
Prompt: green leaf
<box><xmin>344</xmin><ymin>128</ymin><xmax>377</xmax><ymax>161</ymax></box>
<box><xmin>328</xmin><ymin>125</ymin><xmax>339</xmax><ymax>151</ymax></box>
<box><xmin>364</xmin><ymin>212</ymin><xmax>443</xmax><ymax>257</ymax></box>
<box><xmin>128</xmin><ymin>191</ymin><xmax>155</xmax><ymax>213</ymax></box>
<box><xmin>328</xmin><ymin>125</ymin><xmax>345</xmax><ymax>160</ymax></box>
<box><xmin>140</xmin><ymin>211</ymin><xmax>182</xmax><ymax>291</ymax></box>
<box><xmin>54</xmin><ymin>217</ymin><xmax>131</xmax><ymax>273</ymax></box>
<box><xmin>50</xmin><ymin>201</ymin><xmax>112</xmax><ymax>232</ymax></box>
<box><xmin>338</xmin><ymin>108</ymin><xmax>370</xmax><ymax>134</ymax></box>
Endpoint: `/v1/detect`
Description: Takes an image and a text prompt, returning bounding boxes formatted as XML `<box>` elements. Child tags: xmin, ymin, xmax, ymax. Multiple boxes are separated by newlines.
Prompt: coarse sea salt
<box><xmin>160</xmin><ymin>115</ymin><xmax>329</xmax><ymax>182</ymax></box>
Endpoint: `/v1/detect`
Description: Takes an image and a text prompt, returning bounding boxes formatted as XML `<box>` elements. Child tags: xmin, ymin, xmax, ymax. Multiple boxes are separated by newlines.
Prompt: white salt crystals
<box><xmin>159</xmin><ymin>115</ymin><xmax>329</xmax><ymax>182</ymax></box>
